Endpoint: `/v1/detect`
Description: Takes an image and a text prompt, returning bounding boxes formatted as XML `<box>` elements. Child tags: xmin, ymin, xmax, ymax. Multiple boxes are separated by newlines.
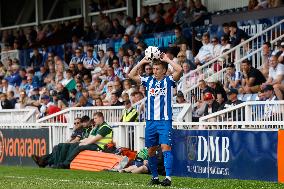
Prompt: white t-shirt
<box><xmin>268</xmin><ymin>63</ymin><xmax>284</xmax><ymax>84</ymax></box>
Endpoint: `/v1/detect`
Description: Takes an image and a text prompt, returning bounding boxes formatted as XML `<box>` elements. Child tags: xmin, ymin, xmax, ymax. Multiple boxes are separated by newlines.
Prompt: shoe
<box><xmin>161</xmin><ymin>178</ymin><xmax>171</xmax><ymax>186</ymax></box>
<box><xmin>31</xmin><ymin>155</ymin><xmax>47</xmax><ymax>168</ymax></box>
<box><xmin>56</xmin><ymin>163</ymin><xmax>70</xmax><ymax>169</ymax></box>
<box><xmin>148</xmin><ymin>178</ymin><xmax>160</xmax><ymax>185</ymax></box>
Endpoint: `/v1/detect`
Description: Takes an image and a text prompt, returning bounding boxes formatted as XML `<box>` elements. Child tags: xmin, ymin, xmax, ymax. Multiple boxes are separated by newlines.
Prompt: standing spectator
<box><xmin>173</xmin><ymin>0</ymin><xmax>187</xmax><ymax>26</ymax></box>
<box><xmin>260</xmin><ymin>42</ymin><xmax>272</xmax><ymax>79</ymax></box>
<box><xmin>239</xmin><ymin>59</ymin><xmax>266</xmax><ymax>94</ymax></box>
<box><xmin>191</xmin><ymin>0</ymin><xmax>208</xmax><ymax>27</ymax></box>
<box><xmin>30</xmin><ymin>48</ymin><xmax>43</xmax><ymax>71</ymax></box>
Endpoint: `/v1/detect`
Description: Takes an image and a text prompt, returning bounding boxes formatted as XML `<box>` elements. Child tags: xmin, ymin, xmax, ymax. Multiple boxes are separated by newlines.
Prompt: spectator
<box><xmin>0</xmin><ymin>93</ymin><xmax>13</xmax><ymax>109</ymax></box>
<box><xmin>111</xmin><ymin>92</ymin><xmax>123</xmax><ymax>106</ymax></box>
<box><xmin>254</xmin><ymin>0</ymin><xmax>269</xmax><ymax>9</ymax></box>
<box><xmin>62</xmin><ymin>69</ymin><xmax>76</xmax><ymax>91</ymax></box>
<box><xmin>216</xmin><ymin>92</ymin><xmax>225</xmax><ymax>107</ymax></box>
<box><xmin>261</xmin><ymin>42</ymin><xmax>272</xmax><ymax>79</ymax></box>
<box><xmin>194</xmin><ymin>33</ymin><xmax>214</xmax><ymax>65</ymax></box>
<box><xmin>191</xmin><ymin>0</ymin><xmax>208</xmax><ymax>27</ymax></box>
<box><xmin>173</xmin><ymin>0</ymin><xmax>187</xmax><ymax>25</ymax></box>
<box><xmin>149</xmin><ymin>6</ymin><xmax>158</xmax><ymax>22</ymax></box>
<box><xmin>56</xmin><ymin>83</ymin><xmax>70</xmax><ymax>102</ymax></box>
<box><xmin>39</xmin><ymin>95</ymin><xmax>51</xmax><ymax>118</ymax></box>
<box><xmin>248</xmin><ymin>0</ymin><xmax>259</xmax><ymax>10</ymax></box>
<box><xmin>176</xmin><ymin>91</ymin><xmax>187</xmax><ymax>104</ymax></box>
<box><xmin>172</xmin><ymin>26</ymin><xmax>188</xmax><ymax>47</ymax></box>
<box><xmin>112</xmin><ymin>18</ymin><xmax>125</xmax><ymax>40</ymax></box>
<box><xmin>143</xmin><ymin>16</ymin><xmax>154</xmax><ymax>34</ymax></box>
<box><xmin>206</xmin><ymin>77</ymin><xmax>228</xmax><ymax>102</ymax></box>
<box><xmin>134</xmin><ymin>17</ymin><xmax>145</xmax><ymax>36</ymax></box>
<box><xmin>220</xmin><ymin>35</ymin><xmax>231</xmax><ymax>53</ymax></box>
<box><xmin>211</xmin><ymin>37</ymin><xmax>222</xmax><ymax>58</ymax></box>
<box><xmin>122</xmin><ymin>34</ymin><xmax>136</xmax><ymax>55</ymax></box>
<box><xmin>90</xmin><ymin>22</ymin><xmax>103</xmax><ymax>41</ymax></box>
<box><xmin>268</xmin><ymin>0</ymin><xmax>283</xmax><ymax>7</ymax></box>
<box><xmin>29</xmin><ymin>48</ymin><xmax>43</xmax><ymax>71</ymax></box>
<box><xmin>7</xmin><ymin>91</ymin><xmax>17</xmax><ymax>108</ymax></box>
<box><xmin>83</xmin><ymin>48</ymin><xmax>99</xmax><ymax>70</ymax></box>
<box><xmin>262</xmin><ymin>55</ymin><xmax>284</xmax><ymax>99</ymax></box>
<box><xmin>68</xmin><ymin>117</ymin><xmax>84</xmax><ymax>143</ymax></box>
<box><xmin>180</xmin><ymin>43</ymin><xmax>194</xmax><ymax>64</ymax></box>
<box><xmin>229</xmin><ymin>21</ymin><xmax>249</xmax><ymax>47</ymax></box>
<box><xmin>125</xmin><ymin>17</ymin><xmax>136</xmax><ymax>36</ymax></box>
<box><xmin>70</xmin><ymin>48</ymin><xmax>83</xmax><ymax>65</ymax></box>
<box><xmin>5</xmin><ymin>64</ymin><xmax>21</xmax><ymax>87</ymax></box>
<box><xmin>219</xmin><ymin>88</ymin><xmax>243</xmax><ymax>121</ymax></box>
<box><xmin>224</xmin><ymin>63</ymin><xmax>242</xmax><ymax>92</ymax></box>
<box><xmin>263</xmin><ymin>84</ymin><xmax>278</xmax><ymax>101</ymax></box>
<box><xmin>121</xmin><ymin>99</ymin><xmax>138</xmax><ymax>122</ymax></box>
<box><xmin>122</xmin><ymin>79</ymin><xmax>135</xmax><ymax>97</ymax></box>
<box><xmin>222</xmin><ymin>23</ymin><xmax>230</xmax><ymax>36</ymax></box>
<box><xmin>143</xmin><ymin>63</ymin><xmax>153</xmax><ymax>77</ymax></box>
<box><xmin>77</xmin><ymin>62</ymin><xmax>91</xmax><ymax>78</ymax></box>
<box><xmin>203</xmin><ymin>92</ymin><xmax>220</xmax><ymax>116</ymax></box>
<box><xmin>239</xmin><ymin>59</ymin><xmax>266</xmax><ymax>94</ymax></box>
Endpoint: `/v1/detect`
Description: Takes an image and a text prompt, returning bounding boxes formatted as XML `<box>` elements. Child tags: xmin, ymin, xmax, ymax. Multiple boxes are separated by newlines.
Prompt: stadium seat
<box><xmin>70</xmin><ymin>150</ymin><xmax>126</xmax><ymax>172</ymax></box>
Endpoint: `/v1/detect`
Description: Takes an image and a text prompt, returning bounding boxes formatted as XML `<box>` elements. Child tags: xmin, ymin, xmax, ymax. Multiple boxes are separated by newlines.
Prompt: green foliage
<box><xmin>0</xmin><ymin>166</ymin><xmax>283</xmax><ymax>189</ymax></box>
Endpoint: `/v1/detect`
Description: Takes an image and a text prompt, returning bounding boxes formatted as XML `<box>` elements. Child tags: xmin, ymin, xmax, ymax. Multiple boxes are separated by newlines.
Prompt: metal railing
<box><xmin>180</xmin><ymin>22</ymin><xmax>284</xmax><ymax>103</ymax></box>
<box><xmin>0</xmin><ymin>109</ymin><xmax>37</xmax><ymax>124</ymax></box>
<box><xmin>199</xmin><ymin>100</ymin><xmax>284</xmax><ymax>124</ymax></box>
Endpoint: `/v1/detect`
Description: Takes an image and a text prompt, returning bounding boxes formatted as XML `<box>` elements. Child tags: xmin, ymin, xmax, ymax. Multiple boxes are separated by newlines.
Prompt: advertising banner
<box><xmin>0</xmin><ymin>128</ymin><xmax>49</xmax><ymax>166</ymax></box>
<box><xmin>172</xmin><ymin>130</ymin><xmax>278</xmax><ymax>182</ymax></box>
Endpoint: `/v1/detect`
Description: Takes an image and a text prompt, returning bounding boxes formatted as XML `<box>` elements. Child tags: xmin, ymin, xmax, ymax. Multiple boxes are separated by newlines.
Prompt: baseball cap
<box><xmin>204</xmin><ymin>92</ymin><xmax>214</xmax><ymax>101</ymax></box>
<box><xmin>227</xmin><ymin>88</ymin><xmax>238</xmax><ymax>95</ymax></box>
<box><xmin>263</xmin><ymin>85</ymin><xmax>274</xmax><ymax>91</ymax></box>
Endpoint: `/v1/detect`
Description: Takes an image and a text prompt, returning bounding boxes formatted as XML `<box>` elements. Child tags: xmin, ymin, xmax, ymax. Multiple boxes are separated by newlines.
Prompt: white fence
<box><xmin>200</xmin><ymin>100</ymin><xmax>284</xmax><ymax>124</ymax></box>
<box><xmin>0</xmin><ymin>109</ymin><xmax>37</xmax><ymax>123</ymax></box>
<box><xmin>205</xmin><ymin>0</ymin><xmax>249</xmax><ymax>12</ymax></box>
<box><xmin>37</xmin><ymin>104</ymin><xmax>192</xmax><ymax>126</ymax></box>
<box><xmin>180</xmin><ymin>27</ymin><xmax>284</xmax><ymax>104</ymax></box>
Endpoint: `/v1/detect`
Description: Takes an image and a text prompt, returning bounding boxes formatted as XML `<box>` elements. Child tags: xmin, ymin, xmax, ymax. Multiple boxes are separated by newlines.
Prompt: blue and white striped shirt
<box><xmin>141</xmin><ymin>75</ymin><xmax>176</xmax><ymax>121</ymax></box>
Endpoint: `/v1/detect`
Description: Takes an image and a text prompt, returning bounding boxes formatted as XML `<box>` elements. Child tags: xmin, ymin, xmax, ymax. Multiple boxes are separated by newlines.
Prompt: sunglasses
<box><xmin>74</xmin><ymin>122</ymin><xmax>80</xmax><ymax>125</ymax></box>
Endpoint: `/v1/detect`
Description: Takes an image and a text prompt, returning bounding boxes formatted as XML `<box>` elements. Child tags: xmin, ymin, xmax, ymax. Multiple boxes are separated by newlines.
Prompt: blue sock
<box><xmin>148</xmin><ymin>156</ymin><xmax>158</xmax><ymax>178</ymax></box>
<box><xmin>163</xmin><ymin>150</ymin><xmax>173</xmax><ymax>177</ymax></box>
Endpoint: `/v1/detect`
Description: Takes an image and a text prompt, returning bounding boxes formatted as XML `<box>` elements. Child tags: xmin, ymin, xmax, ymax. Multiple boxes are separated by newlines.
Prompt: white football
<box><xmin>144</xmin><ymin>46</ymin><xmax>161</xmax><ymax>61</ymax></box>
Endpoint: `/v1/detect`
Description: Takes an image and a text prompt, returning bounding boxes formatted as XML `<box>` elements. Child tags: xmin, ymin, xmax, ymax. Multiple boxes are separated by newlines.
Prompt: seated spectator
<box><xmin>203</xmin><ymin>92</ymin><xmax>220</xmax><ymax>117</ymax></box>
<box><xmin>70</xmin><ymin>48</ymin><xmax>83</xmax><ymax>65</ymax></box>
<box><xmin>263</xmin><ymin>84</ymin><xmax>278</xmax><ymax>101</ymax></box>
<box><xmin>173</xmin><ymin>0</ymin><xmax>187</xmax><ymax>26</ymax></box>
<box><xmin>122</xmin><ymin>34</ymin><xmax>135</xmax><ymax>54</ymax></box>
<box><xmin>122</xmin><ymin>79</ymin><xmax>135</xmax><ymax>97</ymax></box>
<box><xmin>239</xmin><ymin>59</ymin><xmax>266</xmax><ymax>94</ymax></box>
<box><xmin>94</xmin><ymin>97</ymin><xmax>104</xmax><ymax>106</ymax></box>
<box><xmin>211</xmin><ymin>37</ymin><xmax>222</xmax><ymax>58</ymax></box>
<box><xmin>194</xmin><ymin>33</ymin><xmax>213</xmax><ymax>65</ymax></box>
<box><xmin>0</xmin><ymin>93</ymin><xmax>13</xmax><ymax>109</ymax></box>
<box><xmin>111</xmin><ymin>18</ymin><xmax>125</xmax><ymax>40</ymax></box>
<box><xmin>1</xmin><ymin>78</ymin><xmax>15</xmax><ymax>93</ymax></box>
<box><xmin>206</xmin><ymin>77</ymin><xmax>228</xmax><ymax>102</ymax></box>
<box><xmin>268</xmin><ymin>0</ymin><xmax>283</xmax><ymax>7</ymax></box>
<box><xmin>134</xmin><ymin>17</ymin><xmax>145</xmax><ymax>36</ymax></box>
<box><xmin>62</xmin><ymin>69</ymin><xmax>76</xmax><ymax>91</ymax></box>
<box><xmin>224</xmin><ymin>63</ymin><xmax>242</xmax><ymax>92</ymax></box>
<box><xmin>82</xmin><ymin>48</ymin><xmax>99</xmax><ymax>70</ymax></box>
<box><xmin>278</xmin><ymin>41</ymin><xmax>284</xmax><ymax>64</ymax></box>
<box><xmin>5</xmin><ymin>64</ymin><xmax>21</xmax><ymax>87</ymax></box>
<box><xmin>229</xmin><ymin>21</ymin><xmax>249</xmax><ymax>47</ymax></box>
<box><xmin>7</xmin><ymin>91</ymin><xmax>17</xmax><ymax>108</ymax></box>
<box><xmin>125</xmin><ymin>17</ymin><xmax>136</xmax><ymax>36</ymax></box>
<box><xmin>77</xmin><ymin>62</ymin><xmax>91</xmax><ymax>78</ymax></box>
<box><xmin>180</xmin><ymin>43</ymin><xmax>194</xmax><ymax>64</ymax></box>
<box><xmin>29</xmin><ymin>48</ymin><xmax>43</xmax><ymax>71</ymax></box>
<box><xmin>261</xmin><ymin>55</ymin><xmax>284</xmax><ymax>99</ymax></box>
<box><xmin>220</xmin><ymin>35</ymin><xmax>231</xmax><ymax>53</ymax></box>
<box><xmin>143</xmin><ymin>16</ymin><xmax>154</xmax><ymax>34</ymax></box>
<box><xmin>56</xmin><ymin>83</ymin><xmax>70</xmax><ymax>102</ymax></box>
<box><xmin>176</xmin><ymin>91</ymin><xmax>187</xmax><ymax>104</ymax></box>
<box><xmin>171</xmin><ymin>26</ymin><xmax>188</xmax><ymax>47</ymax></box>
<box><xmin>263</xmin><ymin>85</ymin><xmax>279</xmax><ymax>120</ymax></box>
<box><xmin>254</xmin><ymin>0</ymin><xmax>269</xmax><ymax>9</ymax></box>
<box><xmin>111</xmin><ymin>92</ymin><xmax>123</xmax><ymax>106</ymax></box>
<box><xmin>248</xmin><ymin>0</ymin><xmax>259</xmax><ymax>10</ymax></box>
<box><xmin>219</xmin><ymin>88</ymin><xmax>243</xmax><ymax>121</ymax></box>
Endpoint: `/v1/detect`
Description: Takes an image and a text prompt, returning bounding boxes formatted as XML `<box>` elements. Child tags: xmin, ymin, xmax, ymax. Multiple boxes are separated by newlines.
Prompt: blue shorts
<box><xmin>145</xmin><ymin>120</ymin><xmax>173</xmax><ymax>147</ymax></box>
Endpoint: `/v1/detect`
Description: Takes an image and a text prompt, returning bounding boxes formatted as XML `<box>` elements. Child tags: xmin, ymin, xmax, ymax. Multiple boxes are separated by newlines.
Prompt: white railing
<box><xmin>181</xmin><ymin>32</ymin><xmax>284</xmax><ymax>104</ymax></box>
<box><xmin>199</xmin><ymin>100</ymin><xmax>284</xmax><ymax>123</ymax></box>
<box><xmin>0</xmin><ymin>109</ymin><xmax>37</xmax><ymax>123</ymax></box>
<box><xmin>239</xmin><ymin>24</ymin><xmax>264</xmax><ymax>37</ymax></box>
<box><xmin>179</xmin><ymin>19</ymin><xmax>284</xmax><ymax>103</ymax></box>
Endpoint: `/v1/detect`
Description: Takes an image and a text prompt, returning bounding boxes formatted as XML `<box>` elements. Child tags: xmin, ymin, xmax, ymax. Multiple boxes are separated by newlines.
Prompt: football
<box><xmin>144</xmin><ymin>46</ymin><xmax>161</xmax><ymax>61</ymax></box>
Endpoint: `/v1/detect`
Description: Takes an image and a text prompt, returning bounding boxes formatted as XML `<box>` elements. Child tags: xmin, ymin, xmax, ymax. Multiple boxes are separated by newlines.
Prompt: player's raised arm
<box><xmin>128</xmin><ymin>57</ymin><xmax>150</xmax><ymax>84</ymax></box>
<box><xmin>160</xmin><ymin>53</ymin><xmax>182</xmax><ymax>81</ymax></box>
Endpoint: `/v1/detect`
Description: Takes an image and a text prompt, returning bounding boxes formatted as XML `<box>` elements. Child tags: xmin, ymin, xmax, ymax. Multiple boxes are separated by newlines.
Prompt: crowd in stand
<box><xmin>0</xmin><ymin>0</ymin><xmax>283</xmax><ymax>121</ymax></box>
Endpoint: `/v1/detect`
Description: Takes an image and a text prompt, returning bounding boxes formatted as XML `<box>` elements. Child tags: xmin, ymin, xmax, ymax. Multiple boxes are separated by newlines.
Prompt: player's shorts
<box><xmin>145</xmin><ymin>120</ymin><xmax>172</xmax><ymax>147</ymax></box>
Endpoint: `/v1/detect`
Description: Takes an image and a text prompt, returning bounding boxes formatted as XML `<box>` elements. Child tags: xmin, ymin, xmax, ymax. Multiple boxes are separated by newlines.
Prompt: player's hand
<box><xmin>160</xmin><ymin>53</ymin><xmax>170</xmax><ymax>63</ymax></box>
<box><xmin>139</xmin><ymin>57</ymin><xmax>151</xmax><ymax>65</ymax></box>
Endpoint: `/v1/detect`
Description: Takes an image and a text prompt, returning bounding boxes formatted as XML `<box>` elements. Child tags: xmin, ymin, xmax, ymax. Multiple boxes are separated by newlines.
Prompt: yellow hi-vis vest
<box><xmin>96</xmin><ymin>124</ymin><xmax>113</xmax><ymax>149</ymax></box>
<box><xmin>122</xmin><ymin>107</ymin><xmax>138</xmax><ymax>122</ymax></box>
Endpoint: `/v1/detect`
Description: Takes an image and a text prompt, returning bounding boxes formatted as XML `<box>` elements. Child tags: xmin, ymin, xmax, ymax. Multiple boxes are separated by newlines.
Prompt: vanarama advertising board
<box><xmin>0</xmin><ymin>128</ymin><xmax>49</xmax><ymax>166</ymax></box>
<box><xmin>172</xmin><ymin>130</ymin><xmax>279</xmax><ymax>182</ymax></box>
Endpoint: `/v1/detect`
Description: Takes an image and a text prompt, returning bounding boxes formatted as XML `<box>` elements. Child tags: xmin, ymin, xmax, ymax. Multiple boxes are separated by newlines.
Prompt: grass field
<box><xmin>0</xmin><ymin>166</ymin><xmax>283</xmax><ymax>189</ymax></box>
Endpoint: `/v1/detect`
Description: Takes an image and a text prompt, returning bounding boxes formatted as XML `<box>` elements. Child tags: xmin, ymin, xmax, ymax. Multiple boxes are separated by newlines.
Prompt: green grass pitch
<box><xmin>0</xmin><ymin>166</ymin><xmax>283</xmax><ymax>189</ymax></box>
